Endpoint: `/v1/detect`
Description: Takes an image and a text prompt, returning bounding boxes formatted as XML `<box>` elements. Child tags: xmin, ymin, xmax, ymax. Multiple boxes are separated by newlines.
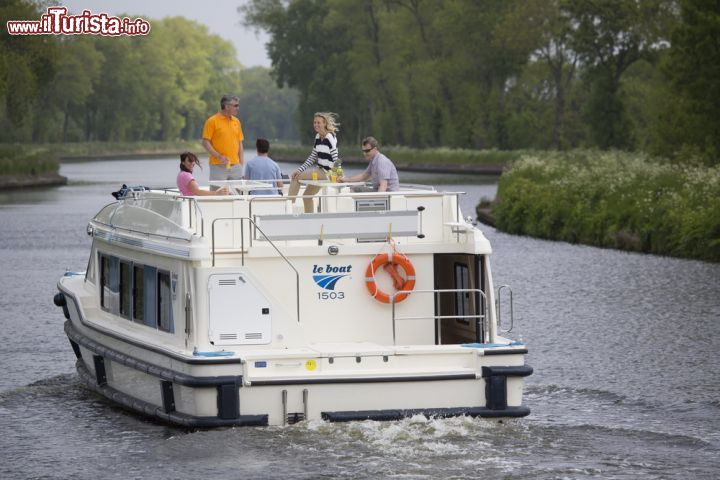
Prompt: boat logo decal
<box><xmin>312</xmin><ymin>264</ymin><xmax>352</xmax><ymax>291</ymax></box>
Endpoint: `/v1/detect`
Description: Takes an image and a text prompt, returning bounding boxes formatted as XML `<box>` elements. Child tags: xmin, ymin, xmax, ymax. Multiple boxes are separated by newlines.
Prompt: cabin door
<box><xmin>433</xmin><ymin>254</ymin><xmax>485</xmax><ymax>344</ymax></box>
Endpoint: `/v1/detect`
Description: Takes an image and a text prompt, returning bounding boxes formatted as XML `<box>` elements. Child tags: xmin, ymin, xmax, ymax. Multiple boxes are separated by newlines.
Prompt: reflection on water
<box><xmin>0</xmin><ymin>158</ymin><xmax>718</xmax><ymax>479</ymax></box>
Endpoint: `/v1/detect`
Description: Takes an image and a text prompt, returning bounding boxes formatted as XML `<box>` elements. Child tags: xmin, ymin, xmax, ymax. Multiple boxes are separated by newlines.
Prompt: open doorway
<box><xmin>433</xmin><ymin>254</ymin><xmax>486</xmax><ymax>344</ymax></box>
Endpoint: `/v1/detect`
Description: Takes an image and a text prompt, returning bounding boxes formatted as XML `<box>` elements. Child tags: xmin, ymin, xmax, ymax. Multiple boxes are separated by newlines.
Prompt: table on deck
<box><xmin>209</xmin><ymin>180</ymin><xmax>275</xmax><ymax>195</ymax></box>
<box><xmin>297</xmin><ymin>180</ymin><xmax>367</xmax><ymax>212</ymax></box>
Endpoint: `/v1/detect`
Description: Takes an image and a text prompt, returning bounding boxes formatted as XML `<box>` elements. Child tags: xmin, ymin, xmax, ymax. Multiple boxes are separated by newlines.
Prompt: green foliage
<box><xmin>241</xmin><ymin>0</ymin><xmax>714</xmax><ymax>159</ymax></box>
<box><xmin>238</xmin><ymin>67</ymin><xmax>299</xmax><ymax>142</ymax></box>
<box><xmin>243</xmin><ymin>0</ymin><xmax>528</xmax><ymax>148</ymax></box>
<box><xmin>494</xmin><ymin>151</ymin><xmax>720</xmax><ymax>261</ymax></box>
<box><xmin>562</xmin><ymin>0</ymin><xmax>676</xmax><ymax>149</ymax></box>
<box><xmin>658</xmin><ymin>0</ymin><xmax>720</xmax><ymax>162</ymax></box>
<box><xmin>0</xmin><ymin>145</ymin><xmax>59</xmax><ymax>175</ymax></box>
<box><xmin>0</xmin><ymin>9</ymin><xmax>299</xmax><ymax>144</ymax></box>
<box><xmin>381</xmin><ymin>147</ymin><xmax>524</xmax><ymax>167</ymax></box>
<box><xmin>0</xmin><ymin>0</ymin><xmax>58</xmax><ymax>129</ymax></box>
<box><xmin>1</xmin><ymin>0</ymin><xmax>717</xmax><ymax>168</ymax></box>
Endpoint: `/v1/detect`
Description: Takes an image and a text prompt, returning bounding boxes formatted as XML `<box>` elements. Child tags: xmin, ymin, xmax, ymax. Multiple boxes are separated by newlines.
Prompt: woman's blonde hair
<box><xmin>314</xmin><ymin>112</ymin><xmax>340</xmax><ymax>134</ymax></box>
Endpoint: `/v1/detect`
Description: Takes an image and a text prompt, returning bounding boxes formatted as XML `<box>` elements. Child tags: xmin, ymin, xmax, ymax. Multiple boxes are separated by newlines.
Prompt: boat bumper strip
<box><xmin>322</xmin><ymin>405</ymin><xmax>530</xmax><ymax>422</ymax></box>
<box><xmin>75</xmin><ymin>360</ymin><xmax>267</xmax><ymax>427</ymax></box>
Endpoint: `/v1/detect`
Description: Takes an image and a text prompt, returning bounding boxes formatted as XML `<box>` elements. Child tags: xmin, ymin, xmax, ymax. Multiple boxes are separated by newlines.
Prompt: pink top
<box><xmin>177</xmin><ymin>171</ymin><xmax>195</xmax><ymax>196</ymax></box>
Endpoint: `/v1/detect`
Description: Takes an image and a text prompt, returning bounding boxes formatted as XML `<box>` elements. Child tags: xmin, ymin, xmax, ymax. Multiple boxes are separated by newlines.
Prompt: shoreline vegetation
<box><xmin>56</xmin><ymin>141</ymin><xmax>518</xmax><ymax>173</ymax></box>
<box><xmin>0</xmin><ymin>145</ymin><xmax>66</xmax><ymax>189</ymax></box>
<box><xmin>0</xmin><ymin>141</ymin><xmax>517</xmax><ymax>191</ymax></box>
<box><xmin>483</xmin><ymin>151</ymin><xmax>720</xmax><ymax>263</ymax></box>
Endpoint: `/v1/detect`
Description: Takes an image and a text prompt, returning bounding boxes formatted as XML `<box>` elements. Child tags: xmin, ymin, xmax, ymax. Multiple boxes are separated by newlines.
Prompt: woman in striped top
<box><xmin>289</xmin><ymin>112</ymin><xmax>340</xmax><ymax>213</ymax></box>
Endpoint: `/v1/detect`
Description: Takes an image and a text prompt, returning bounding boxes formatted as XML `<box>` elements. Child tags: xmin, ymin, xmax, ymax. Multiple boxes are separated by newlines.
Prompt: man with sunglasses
<box><xmin>202</xmin><ymin>94</ymin><xmax>245</xmax><ymax>185</ymax></box>
<box><xmin>339</xmin><ymin>136</ymin><xmax>399</xmax><ymax>192</ymax></box>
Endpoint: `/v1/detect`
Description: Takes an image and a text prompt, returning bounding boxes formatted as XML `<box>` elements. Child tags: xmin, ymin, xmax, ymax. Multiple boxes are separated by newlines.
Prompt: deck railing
<box><xmin>390</xmin><ymin>288</ymin><xmax>488</xmax><ymax>345</ymax></box>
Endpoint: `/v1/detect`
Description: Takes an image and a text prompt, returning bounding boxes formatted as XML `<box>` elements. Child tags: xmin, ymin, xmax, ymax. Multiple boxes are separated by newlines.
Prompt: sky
<box><xmin>60</xmin><ymin>0</ymin><xmax>271</xmax><ymax>68</ymax></box>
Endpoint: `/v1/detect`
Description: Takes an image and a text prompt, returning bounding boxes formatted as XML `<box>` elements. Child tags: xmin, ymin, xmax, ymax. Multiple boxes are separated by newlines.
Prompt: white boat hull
<box><xmin>59</xmin><ymin>291</ymin><xmax>531</xmax><ymax>427</ymax></box>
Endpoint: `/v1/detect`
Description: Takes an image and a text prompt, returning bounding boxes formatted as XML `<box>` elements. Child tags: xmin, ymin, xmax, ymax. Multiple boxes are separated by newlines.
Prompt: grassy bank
<box><xmin>51</xmin><ymin>140</ymin><xmax>205</xmax><ymax>158</ymax></box>
<box><xmin>270</xmin><ymin>144</ymin><xmax>524</xmax><ymax>167</ymax></box>
<box><xmin>491</xmin><ymin>151</ymin><xmax>720</xmax><ymax>262</ymax></box>
<box><xmin>0</xmin><ymin>145</ymin><xmax>61</xmax><ymax>175</ymax></box>
<box><xmin>2</xmin><ymin>141</ymin><xmax>524</xmax><ymax>167</ymax></box>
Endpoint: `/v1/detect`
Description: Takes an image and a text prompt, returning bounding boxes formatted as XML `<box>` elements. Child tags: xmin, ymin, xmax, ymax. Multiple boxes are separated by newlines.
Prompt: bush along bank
<box><xmin>489</xmin><ymin>151</ymin><xmax>720</xmax><ymax>262</ymax></box>
<box><xmin>0</xmin><ymin>147</ymin><xmax>66</xmax><ymax>189</ymax></box>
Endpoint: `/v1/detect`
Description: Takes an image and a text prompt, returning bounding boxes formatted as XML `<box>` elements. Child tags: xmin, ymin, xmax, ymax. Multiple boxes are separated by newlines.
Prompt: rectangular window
<box><xmin>143</xmin><ymin>265</ymin><xmax>157</xmax><ymax>328</ymax></box>
<box><xmin>454</xmin><ymin>263</ymin><xmax>470</xmax><ymax>324</ymax></box>
<box><xmin>100</xmin><ymin>254</ymin><xmax>119</xmax><ymax>313</ymax></box>
<box><xmin>157</xmin><ymin>270</ymin><xmax>173</xmax><ymax>333</ymax></box>
<box><xmin>132</xmin><ymin>265</ymin><xmax>144</xmax><ymax>323</ymax></box>
<box><xmin>119</xmin><ymin>260</ymin><xmax>132</xmax><ymax>319</ymax></box>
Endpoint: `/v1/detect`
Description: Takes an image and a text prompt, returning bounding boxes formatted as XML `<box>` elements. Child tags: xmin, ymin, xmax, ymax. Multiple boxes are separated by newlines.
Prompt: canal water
<box><xmin>0</xmin><ymin>158</ymin><xmax>718</xmax><ymax>479</ymax></box>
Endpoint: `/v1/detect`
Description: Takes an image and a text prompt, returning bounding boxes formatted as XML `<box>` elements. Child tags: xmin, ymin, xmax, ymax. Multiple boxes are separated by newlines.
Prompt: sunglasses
<box><xmin>362</xmin><ymin>148</ymin><xmax>374</xmax><ymax>153</ymax></box>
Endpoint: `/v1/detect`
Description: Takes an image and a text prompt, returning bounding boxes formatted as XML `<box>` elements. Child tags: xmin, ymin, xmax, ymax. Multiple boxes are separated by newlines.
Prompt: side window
<box><xmin>119</xmin><ymin>260</ymin><xmax>132</xmax><ymax>319</ymax></box>
<box><xmin>454</xmin><ymin>263</ymin><xmax>470</xmax><ymax>324</ymax></box>
<box><xmin>143</xmin><ymin>265</ymin><xmax>157</xmax><ymax>328</ymax></box>
<box><xmin>157</xmin><ymin>270</ymin><xmax>174</xmax><ymax>333</ymax></box>
<box><xmin>132</xmin><ymin>265</ymin><xmax>144</xmax><ymax>323</ymax></box>
<box><xmin>100</xmin><ymin>254</ymin><xmax>119</xmax><ymax>313</ymax></box>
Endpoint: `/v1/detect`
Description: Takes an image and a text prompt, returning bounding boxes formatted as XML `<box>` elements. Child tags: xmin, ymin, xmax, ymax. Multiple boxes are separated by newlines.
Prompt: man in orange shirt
<box><xmin>202</xmin><ymin>94</ymin><xmax>245</xmax><ymax>185</ymax></box>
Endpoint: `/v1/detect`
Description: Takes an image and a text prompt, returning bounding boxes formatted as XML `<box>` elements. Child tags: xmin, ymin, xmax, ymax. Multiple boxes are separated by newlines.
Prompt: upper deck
<box><xmin>88</xmin><ymin>182</ymin><xmax>491</xmax><ymax>263</ymax></box>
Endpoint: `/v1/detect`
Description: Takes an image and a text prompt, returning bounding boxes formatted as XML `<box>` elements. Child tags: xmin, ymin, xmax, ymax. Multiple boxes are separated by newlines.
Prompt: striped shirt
<box><xmin>297</xmin><ymin>133</ymin><xmax>338</xmax><ymax>172</ymax></box>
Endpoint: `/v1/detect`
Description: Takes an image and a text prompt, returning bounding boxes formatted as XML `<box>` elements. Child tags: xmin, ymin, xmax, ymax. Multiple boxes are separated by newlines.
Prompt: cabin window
<box><xmin>97</xmin><ymin>252</ymin><xmax>174</xmax><ymax>334</ymax></box>
<box><xmin>454</xmin><ymin>263</ymin><xmax>470</xmax><ymax>324</ymax></box>
<box><xmin>119</xmin><ymin>260</ymin><xmax>132</xmax><ymax>319</ymax></box>
<box><xmin>132</xmin><ymin>265</ymin><xmax>144</xmax><ymax>323</ymax></box>
<box><xmin>157</xmin><ymin>270</ymin><xmax>174</xmax><ymax>333</ymax></box>
<box><xmin>143</xmin><ymin>265</ymin><xmax>157</xmax><ymax>328</ymax></box>
<box><xmin>100</xmin><ymin>254</ymin><xmax>119</xmax><ymax>313</ymax></box>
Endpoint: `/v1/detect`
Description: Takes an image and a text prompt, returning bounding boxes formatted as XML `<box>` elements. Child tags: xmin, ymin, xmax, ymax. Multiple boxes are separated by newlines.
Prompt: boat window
<box><xmin>96</xmin><ymin>252</ymin><xmax>175</xmax><ymax>334</ymax></box>
<box><xmin>119</xmin><ymin>260</ymin><xmax>132</xmax><ymax>319</ymax></box>
<box><xmin>143</xmin><ymin>265</ymin><xmax>157</xmax><ymax>328</ymax></box>
<box><xmin>157</xmin><ymin>270</ymin><xmax>174</xmax><ymax>333</ymax></box>
<box><xmin>132</xmin><ymin>265</ymin><xmax>144</xmax><ymax>323</ymax></box>
<box><xmin>100</xmin><ymin>254</ymin><xmax>119</xmax><ymax>313</ymax></box>
<box><xmin>454</xmin><ymin>263</ymin><xmax>470</xmax><ymax>325</ymax></box>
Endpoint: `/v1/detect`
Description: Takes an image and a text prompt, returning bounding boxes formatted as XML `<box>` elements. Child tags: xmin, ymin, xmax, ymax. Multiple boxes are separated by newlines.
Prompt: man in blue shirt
<box><xmin>339</xmin><ymin>136</ymin><xmax>399</xmax><ymax>192</ymax></box>
<box><xmin>244</xmin><ymin>138</ymin><xmax>284</xmax><ymax>195</ymax></box>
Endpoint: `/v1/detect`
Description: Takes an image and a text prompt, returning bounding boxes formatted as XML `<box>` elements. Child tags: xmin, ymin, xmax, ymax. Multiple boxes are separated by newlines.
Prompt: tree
<box><xmin>562</xmin><ymin>0</ymin><xmax>677</xmax><ymax>149</ymax></box>
<box><xmin>0</xmin><ymin>0</ymin><xmax>58</xmax><ymax>139</ymax></box>
<box><xmin>49</xmin><ymin>37</ymin><xmax>104</xmax><ymax>141</ymax></box>
<box><xmin>498</xmin><ymin>0</ymin><xmax>579</xmax><ymax>149</ymax></box>
<box><xmin>242</xmin><ymin>0</ymin><xmax>358</xmax><ymax>143</ymax></box>
<box><xmin>238</xmin><ymin>66</ymin><xmax>299</xmax><ymax>141</ymax></box>
<box><xmin>661</xmin><ymin>0</ymin><xmax>720</xmax><ymax>162</ymax></box>
<box><xmin>83</xmin><ymin>18</ymin><xmax>243</xmax><ymax>142</ymax></box>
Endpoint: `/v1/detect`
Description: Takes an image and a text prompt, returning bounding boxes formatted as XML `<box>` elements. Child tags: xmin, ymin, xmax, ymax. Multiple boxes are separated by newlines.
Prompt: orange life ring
<box><xmin>365</xmin><ymin>253</ymin><xmax>416</xmax><ymax>303</ymax></box>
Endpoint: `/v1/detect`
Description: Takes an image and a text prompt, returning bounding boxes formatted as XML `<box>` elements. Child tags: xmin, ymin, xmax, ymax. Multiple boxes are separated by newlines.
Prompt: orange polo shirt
<box><xmin>202</xmin><ymin>112</ymin><xmax>244</xmax><ymax>165</ymax></box>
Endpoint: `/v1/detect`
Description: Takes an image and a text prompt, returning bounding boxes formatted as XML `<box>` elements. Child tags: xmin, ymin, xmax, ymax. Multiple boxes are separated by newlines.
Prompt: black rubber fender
<box><xmin>54</xmin><ymin>292</ymin><xmax>70</xmax><ymax>319</ymax></box>
<box><xmin>53</xmin><ymin>292</ymin><xmax>66</xmax><ymax>307</ymax></box>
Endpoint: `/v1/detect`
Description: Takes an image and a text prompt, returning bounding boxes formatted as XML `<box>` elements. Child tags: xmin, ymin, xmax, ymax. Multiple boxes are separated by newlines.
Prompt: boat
<box><xmin>53</xmin><ymin>179</ymin><xmax>532</xmax><ymax>427</ymax></box>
